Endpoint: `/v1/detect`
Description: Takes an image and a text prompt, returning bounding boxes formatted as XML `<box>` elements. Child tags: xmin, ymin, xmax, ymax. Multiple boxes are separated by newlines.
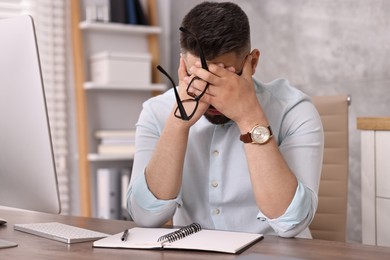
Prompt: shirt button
<box><xmin>211</xmin><ymin>181</ymin><xmax>218</xmax><ymax>188</ymax></box>
<box><xmin>259</xmin><ymin>217</ymin><xmax>266</xmax><ymax>221</ymax></box>
<box><xmin>212</xmin><ymin>150</ymin><xmax>219</xmax><ymax>157</ymax></box>
<box><xmin>213</xmin><ymin>208</ymin><xmax>220</xmax><ymax>215</ymax></box>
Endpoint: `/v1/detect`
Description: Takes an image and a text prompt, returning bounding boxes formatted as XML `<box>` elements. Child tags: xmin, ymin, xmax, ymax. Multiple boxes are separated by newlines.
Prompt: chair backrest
<box><xmin>309</xmin><ymin>95</ymin><xmax>350</xmax><ymax>242</ymax></box>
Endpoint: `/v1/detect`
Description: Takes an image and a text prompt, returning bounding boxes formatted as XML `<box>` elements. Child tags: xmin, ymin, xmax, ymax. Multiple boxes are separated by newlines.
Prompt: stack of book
<box><xmin>85</xmin><ymin>0</ymin><xmax>149</xmax><ymax>25</ymax></box>
<box><xmin>97</xmin><ymin>167</ymin><xmax>131</xmax><ymax>220</ymax></box>
<box><xmin>110</xmin><ymin>0</ymin><xmax>148</xmax><ymax>25</ymax></box>
<box><xmin>95</xmin><ymin>130</ymin><xmax>136</xmax><ymax>156</ymax></box>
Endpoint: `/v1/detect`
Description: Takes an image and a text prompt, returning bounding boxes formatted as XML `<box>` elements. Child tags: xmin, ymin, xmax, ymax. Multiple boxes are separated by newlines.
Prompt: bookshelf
<box><xmin>71</xmin><ymin>0</ymin><xmax>164</xmax><ymax>217</ymax></box>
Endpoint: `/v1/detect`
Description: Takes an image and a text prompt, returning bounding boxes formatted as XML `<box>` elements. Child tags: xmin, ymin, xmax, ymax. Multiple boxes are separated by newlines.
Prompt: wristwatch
<box><xmin>240</xmin><ymin>124</ymin><xmax>273</xmax><ymax>144</ymax></box>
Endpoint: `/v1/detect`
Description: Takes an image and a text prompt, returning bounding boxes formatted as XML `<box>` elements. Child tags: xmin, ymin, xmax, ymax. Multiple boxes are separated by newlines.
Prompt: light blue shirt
<box><xmin>127</xmin><ymin>78</ymin><xmax>324</xmax><ymax>238</ymax></box>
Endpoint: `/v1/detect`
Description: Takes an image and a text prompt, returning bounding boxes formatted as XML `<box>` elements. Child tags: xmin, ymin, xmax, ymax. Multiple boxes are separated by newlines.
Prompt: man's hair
<box><xmin>180</xmin><ymin>1</ymin><xmax>250</xmax><ymax>60</ymax></box>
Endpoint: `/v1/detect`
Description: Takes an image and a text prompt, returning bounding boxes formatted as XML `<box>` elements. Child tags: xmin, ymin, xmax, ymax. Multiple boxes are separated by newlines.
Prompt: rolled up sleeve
<box><xmin>257</xmin><ymin>181</ymin><xmax>316</xmax><ymax>237</ymax></box>
<box><xmin>127</xmin><ymin>171</ymin><xmax>180</xmax><ymax>227</ymax></box>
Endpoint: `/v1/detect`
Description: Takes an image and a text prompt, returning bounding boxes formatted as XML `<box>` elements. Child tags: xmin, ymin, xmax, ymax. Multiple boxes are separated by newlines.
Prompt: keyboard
<box><xmin>14</xmin><ymin>222</ymin><xmax>109</xmax><ymax>244</ymax></box>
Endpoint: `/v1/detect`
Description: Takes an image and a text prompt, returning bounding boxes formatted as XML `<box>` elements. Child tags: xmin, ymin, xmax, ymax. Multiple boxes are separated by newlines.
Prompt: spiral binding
<box><xmin>157</xmin><ymin>223</ymin><xmax>202</xmax><ymax>244</ymax></box>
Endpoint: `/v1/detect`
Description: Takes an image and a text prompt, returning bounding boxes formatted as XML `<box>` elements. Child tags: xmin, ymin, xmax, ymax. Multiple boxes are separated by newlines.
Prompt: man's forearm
<box><xmin>238</xmin><ymin>107</ymin><xmax>297</xmax><ymax>219</ymax></box>
<box><xmin>244</xmin><ymin>139</ymin><xmax>298</xmax><ymax>219</ymax></box>
<box><xmin>145</xmin><ymin>112</ymin><xmax>191</xmax><ymax>200</ymax></box>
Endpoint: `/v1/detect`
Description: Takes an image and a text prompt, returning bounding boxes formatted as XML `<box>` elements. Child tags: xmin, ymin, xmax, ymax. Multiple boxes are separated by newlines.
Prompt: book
<box><xmin>110</xmin><ymin>0</ymin><xmax>128</xmax><ymax>23</ymax></box>
<box><xmin>134</xmin><ymin>0</ymin><xmax>148</xmax><ymax>25</ymax></box>
<box><xmin>97</xmin><ymin>168</ymin><xmax>121</xmax><ymax>219</ymax></box>
<box><xmin>126</xmin><ymin>0</ymin><xmax>138</xmax><ymax>25</ymax></box>
<box><xmin>97</xmin><ymin>143</ymin><xmax>135</xmax><ymax>155</ymax></box>
<box><xmin>95</xmin><ymin>129</ymin><xmax>136</xmax><ymax>155</ymax></box>
<box><xmin>120</xmin><ymin>168</ymin><xmax>131</xmax><ymax>220</ymax></box>
<box><xmin>95</xmin><ymin>130</ymin><xmax>136</xmax><ymax>139</ymax></box>
<box><xmin>85</xmin><ymin>0</ymin><xmax>110</xmax><ymax>22</ymax></box>
<box><xmin>120</xmin><ymin>168</ymin><xmax>130</xmax><ymax>210</ymax></box>
<box><xmin>93</xmin><ymin>223</ymin><xmax>263</xmax><ymax>254</ymax></box>
<box><xmin>100</xmin><ymin>138</ymin><xmax>134</xmax><ymax>145</ymax></box>
<box><xmin>125</xmin><ymin>0</ymin><xmax>148</xmax><ymax>25</ymax></box>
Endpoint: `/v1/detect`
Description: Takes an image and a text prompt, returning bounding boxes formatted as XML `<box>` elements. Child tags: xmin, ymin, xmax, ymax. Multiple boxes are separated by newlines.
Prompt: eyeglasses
<box><xmin>157</xmin><ymin>27</ymin><xmax>209</xmax><ymax>121</ymax></box>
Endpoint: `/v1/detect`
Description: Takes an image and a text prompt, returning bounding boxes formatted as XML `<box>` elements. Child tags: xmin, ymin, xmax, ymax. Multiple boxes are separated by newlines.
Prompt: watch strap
<box><xmin>239</xmin><ymin>132</ymin><xmax>253</xmax><ymax>143</ymax></box>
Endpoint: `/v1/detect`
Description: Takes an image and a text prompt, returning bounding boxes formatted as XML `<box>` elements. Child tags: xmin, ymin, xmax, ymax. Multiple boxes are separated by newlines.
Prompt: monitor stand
<box><xmin>0</xmin><ymin>217</ymin><xmax>18</xmax><ymax>249</ymax></box>
<box><xmin>0</xmin><ymin>239</ymin><xmax>18</xmax><ymax>249</ymax></box>
<box><xmin>0</xmin><ymin>217</ymin><xmax>7</xmax><ymax>225</ymax></box>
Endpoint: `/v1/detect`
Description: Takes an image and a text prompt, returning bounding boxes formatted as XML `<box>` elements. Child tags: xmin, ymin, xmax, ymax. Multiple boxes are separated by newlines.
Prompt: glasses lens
<box><xmin>186</xmin><ymin>77</ymin><xmax>209</xmax><ymax>99</ymax></box>
<box><xmin>174</xmin><ymin>99</ymin><xmax>198</xmax><ymax>120</ymax></box>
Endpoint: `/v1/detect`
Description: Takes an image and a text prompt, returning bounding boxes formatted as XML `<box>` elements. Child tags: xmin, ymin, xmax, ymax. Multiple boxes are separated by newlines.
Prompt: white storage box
<box><xmin>90</xmin><ymin>52</ymin><xmax>151</xmax><ymax>86</ymax></box>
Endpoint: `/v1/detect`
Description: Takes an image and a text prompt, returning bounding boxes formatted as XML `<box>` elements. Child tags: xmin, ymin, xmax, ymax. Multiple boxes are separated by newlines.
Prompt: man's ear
<box><xmin>180</xmin><ymin>52</ymin><xmax>191</xmax><ymax>76</ymax></box>
<box><xmin>250</xmin><ymin>49</ymin><xmax>260</xmax><ymax>75</ymax></box>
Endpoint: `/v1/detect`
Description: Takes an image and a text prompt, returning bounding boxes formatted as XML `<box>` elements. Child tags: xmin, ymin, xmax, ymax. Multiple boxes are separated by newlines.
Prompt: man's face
<box><xmin>183</xmin><ymin>52</ymin><xmax>246</xmax><ymax>125</ymax></box>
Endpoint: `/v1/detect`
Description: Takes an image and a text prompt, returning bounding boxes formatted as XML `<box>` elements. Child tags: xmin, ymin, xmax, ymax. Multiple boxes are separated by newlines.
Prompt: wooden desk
<box><xmin>1</xmin><ymin>208</ymin><xmax>390</xmax><ymax>259</ymax></box>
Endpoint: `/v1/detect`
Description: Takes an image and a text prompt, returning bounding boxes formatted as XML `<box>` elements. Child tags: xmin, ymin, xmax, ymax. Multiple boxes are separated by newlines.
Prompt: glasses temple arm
<box><xmin>179</xmin><ymin>27</ymin><xmax>208</xmax><ymax>71</ymax></box>
<box><xmin>156</xmin><ymin>65</ymin><xmax>190</xmax><ymax>120</ymax></box>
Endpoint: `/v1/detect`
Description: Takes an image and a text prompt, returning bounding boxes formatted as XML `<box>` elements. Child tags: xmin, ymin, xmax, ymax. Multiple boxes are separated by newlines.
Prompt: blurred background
<box><xmin>1</xmin><ymin>0</ymin><xmax>390</xmax><ymax>244</ymax></box>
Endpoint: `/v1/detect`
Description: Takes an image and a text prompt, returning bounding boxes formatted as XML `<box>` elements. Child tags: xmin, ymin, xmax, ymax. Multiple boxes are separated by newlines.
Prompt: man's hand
<box><xmin>186</xmin><ymin>53</ymin><xmax>263</xmax><ymax>127</ymax></box>
<box><xmin>175</xmin><ymin>56</ymin><xmax>210</xmax><ymax>125</ymax></box>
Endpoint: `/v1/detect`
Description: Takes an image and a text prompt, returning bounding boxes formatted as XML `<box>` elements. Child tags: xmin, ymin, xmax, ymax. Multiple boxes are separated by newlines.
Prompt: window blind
<box><xmin>0</xmin><ymin>0</ymin><xmax>71</xmax><ymax>214</ymax></box>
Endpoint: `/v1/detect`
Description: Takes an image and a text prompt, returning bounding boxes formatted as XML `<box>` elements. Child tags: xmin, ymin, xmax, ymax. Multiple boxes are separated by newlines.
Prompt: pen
<box><xmin>121</xmin><ymin>229</ymin><xmax>129</xmax><ymax>241</ymax></box>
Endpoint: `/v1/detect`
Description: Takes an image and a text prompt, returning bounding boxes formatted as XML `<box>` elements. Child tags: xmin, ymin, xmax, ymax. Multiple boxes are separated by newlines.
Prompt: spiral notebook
<box><xmin>93</xmin><ymin>223</ymin><xmax>263</xmax><ymax>254</ymax></box>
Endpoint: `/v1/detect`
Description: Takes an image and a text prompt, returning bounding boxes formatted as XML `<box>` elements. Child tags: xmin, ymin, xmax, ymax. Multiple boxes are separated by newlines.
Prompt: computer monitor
<box><xmin>0</xmin><ymin>15</ymin><xmax>61</xmax><ymax>216</ymax></box>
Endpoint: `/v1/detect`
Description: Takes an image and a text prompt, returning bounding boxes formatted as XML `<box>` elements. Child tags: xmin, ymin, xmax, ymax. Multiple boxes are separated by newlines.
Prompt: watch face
<box><xmin>251</xmin><ymin>126</ymin><xmax>271</xmax><ymax>144</ymax></box>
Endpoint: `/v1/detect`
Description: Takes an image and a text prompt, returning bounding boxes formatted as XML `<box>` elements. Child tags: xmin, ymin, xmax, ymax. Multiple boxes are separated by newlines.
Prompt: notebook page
<box><xmin>93</xmin><ymin>227</ymin><xmax>174</xmax><ymax>249</ymax></box>
<box><xmin>93</xmin><ymin>227</ymin><xmax>263</xmax><ymax>254</ymax></box>
<box><xmin>164</xmin><ymin>229</ymin><xmax>263</xmax><ymax>254</ymax></box>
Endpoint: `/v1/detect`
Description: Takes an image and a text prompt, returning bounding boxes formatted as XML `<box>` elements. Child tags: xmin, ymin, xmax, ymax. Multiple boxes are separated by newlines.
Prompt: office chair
<box><xmin>309</xmin><ymin>95</ymin><xmax>350</xmax><ymax>242</ymax></box>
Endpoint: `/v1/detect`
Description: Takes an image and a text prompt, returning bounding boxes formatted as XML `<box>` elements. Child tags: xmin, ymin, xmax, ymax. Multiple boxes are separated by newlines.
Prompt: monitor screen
<box><xmin>0</xmin><ymin>15</ymin><xmax>61</xmax><ymax>214</ymax></box>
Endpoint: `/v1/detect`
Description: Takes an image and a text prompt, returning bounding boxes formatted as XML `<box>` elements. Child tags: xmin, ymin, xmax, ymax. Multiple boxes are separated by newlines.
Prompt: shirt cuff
<box><xmin>257</xmin><ymin>181</ymin><xmax>312</xmax><ymax>233</ymax></box>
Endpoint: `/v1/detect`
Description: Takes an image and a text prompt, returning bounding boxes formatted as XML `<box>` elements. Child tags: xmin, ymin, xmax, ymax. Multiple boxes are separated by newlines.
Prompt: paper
<box><xmin>93</xmin><ymin>227</ymin><xmax>263</xmax><ymax>254</ymax></box>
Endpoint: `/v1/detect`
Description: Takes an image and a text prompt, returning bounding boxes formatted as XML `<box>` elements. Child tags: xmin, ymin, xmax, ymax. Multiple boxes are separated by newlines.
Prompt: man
<box><xmin>127</xmin><ymin>1</ymin><xmax>323</xmax><ymax>238</ymax></box>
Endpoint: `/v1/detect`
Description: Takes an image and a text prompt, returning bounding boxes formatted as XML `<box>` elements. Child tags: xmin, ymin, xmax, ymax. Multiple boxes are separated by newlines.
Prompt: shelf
<box><xmin>88</xmin><ymin>153</ymin><xmax>134</xmax><ymax>162</ymax></box>
<box><xmin>72</xmin><ymin>0</ymin><xmax>163</xmax><ymax>217</ymax></box>
<box><xmin>80</xmin><ymin>21</ymin><xmax>162</xmax><ymax>35</ymax></box>
<box><xmin>84</xmin><ymin>82</ymin><xmax>166</xmax><ymax>91</ymax></box>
